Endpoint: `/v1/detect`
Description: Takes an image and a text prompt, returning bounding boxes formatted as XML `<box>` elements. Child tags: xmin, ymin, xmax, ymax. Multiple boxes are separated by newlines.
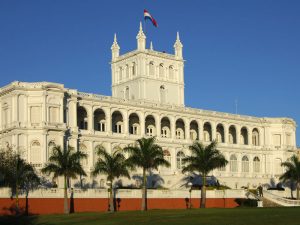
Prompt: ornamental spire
<box><xmin>174</xmin><ymin>31</ymin><xmax>183</xmax><ymax>59</ymax></box>
<box><xmin>111</xmin><ymin>33</ymin><xmax>120</xmax><ymax>60</ymax></box>
<box><xmin>136</xmin><ymin>21</ymin><xmax>146</xmax><ymax>51</ymax></box>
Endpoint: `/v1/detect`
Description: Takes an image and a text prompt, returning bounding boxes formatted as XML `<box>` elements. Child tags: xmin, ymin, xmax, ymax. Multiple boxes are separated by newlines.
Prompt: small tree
<box><xmin>92</xmin><ymin>145</ymin><xmax>130</xmax><ymax>212</ymax></box>
<box><xmin>124</xmin><ymin>137</ymin><xmax>170</xmax><ymax>211</ymax></box>
<box><xmin>182</xmin><ymin>141</ymin><xmax>228</xmax><ymax>208</ymax></box>
<box><xmin>280</xmin><ymin>155</ymin><xmax>300</xmax><ymax>200</ymax></box>
<box><xmin>0</xmin><ymin>147</ymin><xmax>40</xmax><ymax>214</ymax></box>
<box><xmin>41</xmin><ymin>145</ymin><xmax>87</xmax><ymax>214</ymax></box>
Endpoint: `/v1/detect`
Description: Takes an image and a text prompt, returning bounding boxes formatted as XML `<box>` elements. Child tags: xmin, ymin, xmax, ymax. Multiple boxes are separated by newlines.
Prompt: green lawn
<box><xmin>1</xmin><ymin>208</ymin><xmax>300</xmax><ymax>225</ymax></box>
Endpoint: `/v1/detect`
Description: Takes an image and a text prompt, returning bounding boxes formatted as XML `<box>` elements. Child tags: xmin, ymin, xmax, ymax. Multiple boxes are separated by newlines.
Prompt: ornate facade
<box><xmin>0</xmin><ymin>23</ymin><xmax>297</xmax><ymax>189</ymax></box>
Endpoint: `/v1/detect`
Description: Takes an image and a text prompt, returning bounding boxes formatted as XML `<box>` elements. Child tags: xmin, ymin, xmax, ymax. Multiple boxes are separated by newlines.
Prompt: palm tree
<box><xmin>182</xmin><ymin>141</ymin><xmax>228</xmax><ymax>208</ymax></box>
<box><xmin>280</xmin><ymin>155</ymin><xmax>300</xmax><ymax>199</ymax></box>
<box><xmin>91</xmin><ymin>145</ymin><xmax>130</xmax><ymax>212</ymax></box>
<box><xmin>41</xmin><ymin>145</ymin><xmax>87</xmax><ymax>214</ymax></box>
<box><xmin>124</xmin><ymin>137</ymin><xmax>170</xmax><ymax>211</ymax></box>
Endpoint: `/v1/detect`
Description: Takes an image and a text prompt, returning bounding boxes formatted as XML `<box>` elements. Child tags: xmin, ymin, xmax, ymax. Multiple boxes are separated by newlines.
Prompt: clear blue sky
<box><xmin>0</xmin><ymin>1</ymin><xmax>299</xmax><ymax>145</ymax></box>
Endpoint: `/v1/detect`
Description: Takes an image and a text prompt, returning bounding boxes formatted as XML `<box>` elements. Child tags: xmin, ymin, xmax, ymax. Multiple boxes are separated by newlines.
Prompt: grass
<box><xmin>1</xmin><ymin>208</ymin><xmax>300</xmax><ymax>225</ymax></box>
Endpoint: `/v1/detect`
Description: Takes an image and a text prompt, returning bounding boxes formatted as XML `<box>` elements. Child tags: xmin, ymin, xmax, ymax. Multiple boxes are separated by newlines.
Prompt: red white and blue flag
<box><xmin>144</xmin><ymin>9</ymin><xmax>158</xmax><ymax>27</ymax></box>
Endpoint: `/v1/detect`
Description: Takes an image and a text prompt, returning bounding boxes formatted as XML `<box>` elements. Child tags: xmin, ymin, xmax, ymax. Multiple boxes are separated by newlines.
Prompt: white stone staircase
<box><xmin>262</xmin><ymin>190</ymin><xmax>300</xmax><ymax>207</ymax></box>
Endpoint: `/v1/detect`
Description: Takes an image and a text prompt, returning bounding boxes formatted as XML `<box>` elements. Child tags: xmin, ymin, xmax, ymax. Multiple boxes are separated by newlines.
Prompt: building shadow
<box><xmin>132</xmin><ymin>171</ymin><xmax>165</xmax><ymax>189</ymax></box>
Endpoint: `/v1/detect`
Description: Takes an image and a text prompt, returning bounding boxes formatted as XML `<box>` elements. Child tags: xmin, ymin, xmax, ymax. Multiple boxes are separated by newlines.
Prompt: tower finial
<box><xmin>136</xmin><ymin>21</ymin><xmax>146</xmax><ymax>51</ymax></box>
<box><xmin>177</xmin><ymin>31</ymin><xmax>180</xmax><ymax>41</ymax></box>
<box><xmin>114</xmin><ymin>33</ymin><xmax>117</xmax><ymax>42</ymax></box>
<box><xmin>139</xmin><ymin>21</ymin><xmax>143</xmax><ymax>32</ymax></box>
<box><xmin>174</xmin><ymin>31</ymin><xmax>183</xmax><ymax>59</ymax></box>
<box><xmin>150</xmin><ymin>41</ymin><xmax>153</xmax><ymax>50</ymax></box>
<box><xmin>111</xmin><ymin>33</ymin><xmax>120</xmax><ymax>60</ymax></box>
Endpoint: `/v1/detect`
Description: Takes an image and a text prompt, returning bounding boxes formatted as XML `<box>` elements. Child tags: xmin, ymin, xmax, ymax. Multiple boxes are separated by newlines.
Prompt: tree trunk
<box><xmin>25</xmin><ymin>192</ymin><xmax>29</xmax><ymax>216</ymax></box>
<box><xmin>15</xmin><ymin>185</ymin><xmax>19</xmax><ymax>214</ymax></box>
<box><xmin>64</xmin><ymin>176</ymin><xmax>69</xmax><ymax>214</ymax></box>
<box><xmin>141</xmin><ymin>169</ymin><xmax>147</xmax><ymax>211</ymax></box>
<box><xmin>109</xmin><ymin>180</ymin><xmax>114</xmax><ymax>212</ymax></box>
<box><xmin>200</xmin><ymin>174</ymin><xmax>206</xmax><ymax>208</ymax></box>
<box><xmin>297</xmin><ymin>181</ymin><xmax>300</xmax><ymax>200</ymax></box>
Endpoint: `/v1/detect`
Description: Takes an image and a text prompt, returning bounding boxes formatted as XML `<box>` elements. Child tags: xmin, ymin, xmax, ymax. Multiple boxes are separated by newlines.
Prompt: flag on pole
<box><xmin>144</xmin><ymin>9</ymin><xmax>158</xmax><ymax>27</ymax></box>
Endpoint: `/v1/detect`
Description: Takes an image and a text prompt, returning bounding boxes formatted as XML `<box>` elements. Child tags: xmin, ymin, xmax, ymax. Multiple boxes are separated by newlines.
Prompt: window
<box><xmin>161</xmin><ymin>127</ymin><xmax>170</xmax><ymax>138</ymax></box>
<box><xmin>253</xmin><ymin>157</ymin><xmax>260</xmax><ymax>173</ymax></box>
<box><xmin>176</xmin><ymin>128</ymin><xmax>184</xmax><ymax>139</ymax></box>
<box><xmin>190</xmin><ymin>130</ymin><xmax>197</xmax><ymax>140</ymax></box>
<box><xmin>160</xmin><ymin>85</ymin><xmax>166</xmax><ymax>103</ymax></box>
<box><xmin>275</xmin><ymin>158</ymin><xmax>282</xmax><ymax>175</ymax></box>
<box><xmin>100</xmin><ymin>179</ymin><xmax>105</xmax><ymax>188</ymax></box>
<box><xmin>49</xmin><ymin>107</ymin><xmax>59</xmax><ymax>123</ymax></box>
<box><xmin>230</xmin><ymin>155</ymin><xmax>238</xmax><ymax>172</ymax></box>
<box><xmin>149</xmin><ymin>62</ymin><xmax>154</xmax><ymax>76</ymax></box>
<box><xmin>30</xmin><ymin>106</ymin><xmax>41</xmax><ymax>124</ymax></box>
<box><xmin>176</xmin><ymin>151</ymin><xmax>185</xmax><ymax>169</ymax></box>
<box><xmin>132</xmin><ymin>62</ymin><xmax>136</xmax><ymax>76</ymax></box>
<box><xmin>30</xmin><ymin>141</ymin><xmax>41</xmax><ymax>165</ymax></box>
<box><xmin>97</xmin><ymin>121</ymin><xmax>105</xmax><ymax>132</ymax></box>
<box><xmin>126</xmin><ymin>64</ymin><xmax>129</xmax><ymax>78</ymax></box>
<box><xmin>130</xmin><ymin>124</ymin><xmax>139</xmax><ymax>135</ymax></box>
<box><xmin>119</xmin><ymin>67</ymin><xmax>123</xmax><ymax>81</ymax></box>
<box><xmin>169</xmin><ymin>66</ymin><xmax>174</xmax><ymax>80</ymax></box>
<box><xmin>163</xmin><ymin>150</ymin><xmax>171</xmax><ymax>165</ymax></box>
<box><xmin>146</xmin><ymin>125</ymin><xmax>155</xmax><ymax>136</ymax></box>
<box><xmin>48</xmin><ymin>141</ymin><xmax>56</xmax><ymax>159</ymax></box>
<box><xmin>252</xmin><ymin>128</ymin><xmax>260</xmax><ymax>146</ymax></box>
<box><xmin>125</xmin><ymin>86</ymin><xmax>129</xmax><ymax>100</ymax></box>
<box><xmin>204</xmin><ymin>131</ymin><xmax>210</xmax><ymax>142</ymax></box>
<box><xmin>80</xmin><ymin>144</ymin><xmax>88</xmax><ymax>167</ymax></box>
<box><xmin>159</xmin><ymin>64</ymin><xmax>164</xmax><ymax>78</ymax></box>
<box><xmin>115</xmin><ymin>122</ymin><xmax>122</xmax><ymax>133</ymax></box>
<box><xmin>241</xmin><ymin>156</ymin><xmax>249</xmax><ymax>173</ymax></box>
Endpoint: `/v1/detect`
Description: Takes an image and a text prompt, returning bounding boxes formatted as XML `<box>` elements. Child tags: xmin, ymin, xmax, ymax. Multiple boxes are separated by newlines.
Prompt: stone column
<box><xmin>197</xmin><ymin>119</ymin><xmax>203</xmax><ymax>141</ymax></box>
<box><xmin>105</xmin><ymin>108</ymin><xmax>112</xmax><ymax>134</ymax></box>
<box><xmin>211</xmin><ymin>121</ymin><xmax>216</xmax><ymax>141</ymax></box>
<box><xmin>140</xmin><ymin>112</ymin><xmax>145</xmax><ymax>137</ymax></box>
<box><xmin>155</xmin><ymin>114</ymin><xmax>161</xmax><ymax>138</ymax></box>
<box><xmin>184</xmin><ymin>118</ymin><xmax>190</xmax><ymax>140</ymax></box>
<box><xmin>123</xmin><ymin>110</ymin><xmax>128</xmax><ymax>135</ymax></box>
<box><xmin>171</xmin><ymin>117</ymin><xmax>176</xmax><ymax>139</ymax></box>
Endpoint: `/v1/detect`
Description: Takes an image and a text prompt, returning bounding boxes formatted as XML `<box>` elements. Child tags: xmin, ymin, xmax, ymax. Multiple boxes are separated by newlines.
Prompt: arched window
<box><xmin>132</xmin><ymin>62</ymin><xmax>136</xmax><ymax>76</ymax></box>
<box><xmin>252</xmin><ymin>128</ymin><xmax>260</xmax><ymax>146</ymax></box>
<box><xmin>145</xmin><ymin>115</ymin><xmax>156</xmax><ymax>136</ymax></box>
<box><xmin>169</xmin><ymin>66</ymin><xmax>174</xmax><ymax>80</ymax></box>
<box><xmin>175</xmin><ymin>119</ymin><xmax>185</xmax><ymax>139</ymax></box>
<box><xmin>253</xmin><ymin>156</ymin><xmax>260</xmax><ymax>173</ymax></box>
<box><xmin>229</xmin><ymin>125</ymin><xmax>237</xmax><ymax>144</ymax></box>
<box><xmin>77</xmin><ymin>106</ymin><xmax>88</xmax><ymax>130</ymax></box>
<box><xmin>241</xmin><ymin>156</ymin><xmax>249</xmax><ymax>173</ymax></box>
<box><xmin>190</xmin><ymin>120</ymin><xmax>199</xmax><ymax>140</ymax></box>
<box><xmin>94</xmin><ymin>109</ymin><xmax>106</xmax><ymax>132</ymax></box>
<box><xmin>99</xmin><ymin>179</ymin><xmax>105</xmax><ymax>188</ymax></box>
<box><xmin>149</xmin><ymin>61</ymin><xmax>154</xmax><ymax>76</ymax></box>
<box><xmin>203</xmin><ymin>122</ymin><xmax>212</xmax><ymax>142</ymax></box>
<box><xmin>176</xmin><ymin>151</ymin><xmax>185</xmax><ymax>169</ymax></box>
<box><xmin>126</xmin><ymin>64</ymin><xmax>129</xmax><ymax>78</ymax></box>
<box><xmin>79</xmin><ymin>144</ymin><xmax>88</xmax><ymax>167</ymax></box>
<box><xmin>129</xmin><ymin>113</ymin><xmax>140</xmax><ymax>135</ymax></box>
<box><xmin>48</xmin><ymin>141</ymin><xmax>56</xmax><ymax>159</ymax></box>
<box><xmin>161</xmin><ymin>117</ymin><xmax>171</xmax><ymax>138</ymax></box>
<box><xmin>160</xmin><ymin>85</ymin><xmax>166</xmax><ymax>103</ymax></box>
<box><xmin>240</xmin><ymin>127</ymin><xmax>248</xmax><ymax>145</ymax></box>
<box><xmin>30</xmin><ymin>141</ymin><xmax>41</xmax><ymax>165</ymax></box>
<box><xmin>163</xmin><ymin>150</ymin><xmax>171</xmax><ymax>166</ymax></box>
<box><xmin>216</xmin><ymin>124</ymin><xmax>225</xmax><ymax>143</ymax></box>
<box><xmin>159</xmin><ymin>63</ymin><xmax>164</xmax><ymax>78</ymax></box>
<box><xmin>112</xmin><ymin>111</ymin><xmax>123</xmax><ymax>133</ymax></box>
<box><xmin>230</xmin><ymin>155</ymin><xmax>238</xmax><ymax>172</ymax></box>
<box><xmin>125</xmin><ymin>86</ymin><xmax>129</xmax><ymax>100</ymax></box>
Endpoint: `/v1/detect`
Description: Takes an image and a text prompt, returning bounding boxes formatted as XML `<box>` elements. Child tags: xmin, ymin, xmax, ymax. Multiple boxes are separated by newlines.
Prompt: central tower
<box><xmin>111</xmin><ymin>23</ymin><xmax>185</xmax><ymax>106</ymax></box>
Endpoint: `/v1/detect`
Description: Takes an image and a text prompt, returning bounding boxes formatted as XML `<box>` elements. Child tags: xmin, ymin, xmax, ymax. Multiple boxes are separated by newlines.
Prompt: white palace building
<box><xmin>0</xmin><ymin>23</ymin><xmax>297</xmax><ymax>189</ymax></box>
